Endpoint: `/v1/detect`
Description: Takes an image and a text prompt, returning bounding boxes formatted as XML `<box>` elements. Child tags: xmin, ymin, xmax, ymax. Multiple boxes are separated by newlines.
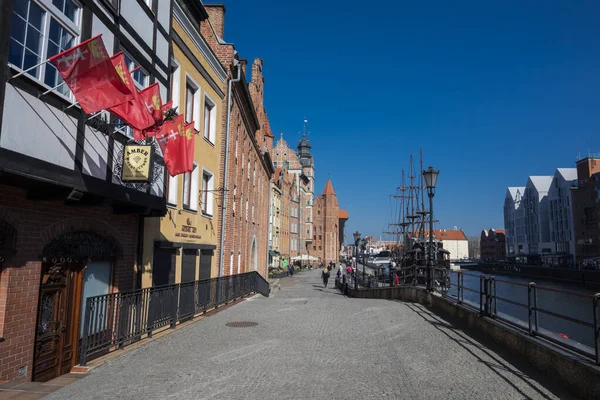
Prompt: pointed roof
<box><xmin>556</xmin><ymin>168</ymin><xmax>577</xmax><ymax>181</ymax></box>
<box><xmin>323</xmin><ymin>179</ymin><xmax>336</xmax><ymax>195</ymax></box>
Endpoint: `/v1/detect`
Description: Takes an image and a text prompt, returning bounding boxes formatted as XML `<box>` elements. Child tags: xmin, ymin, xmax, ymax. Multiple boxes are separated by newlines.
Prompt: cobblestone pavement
<box><xmin>46</xmin><ymin>269</ymin><xmax>575</xmax><ymax>400</ymax></box>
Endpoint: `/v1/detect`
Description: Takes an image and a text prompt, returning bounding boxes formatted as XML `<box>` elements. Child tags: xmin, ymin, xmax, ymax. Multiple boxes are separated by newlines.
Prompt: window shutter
<box><xmin>190</xmin><ymin>166</ymin><xmax>199</xmax><ymax>211</ymax></box>
<box><xmin>168</xmin><ymin>175</ymin><xmax>178</xmax><ymax>205</ymax></box>
<box><xmin>207</xmin><ymin>173</ymin><xmax>214</xmax><ymax>216</ymax></box>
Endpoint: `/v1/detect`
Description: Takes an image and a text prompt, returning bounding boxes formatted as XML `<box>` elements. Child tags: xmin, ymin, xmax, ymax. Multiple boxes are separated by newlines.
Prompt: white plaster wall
<box><xmin>120</xmin><ymin>0</ymin><xmax>153</xmax><ymax>50</ymax></box>
<box><xmin>443</xmin><ymin>240</ymin><xmax>469</xmax><ymax>260</ymax></box>
<box><xmin>91</xmin><ymin>15</ymin><xmax>114</xmax><ymax>55</ymax></box>
<box><xmin>157</xmin><ymin>0</ymin><xmax>171</xmax><ymax>33</ymax></box>
<box><xmin>1</xmin><ymin>85</ymin><xmax>76</xmax><ymax>169</ymax></box>
<box><xmin>82</xmin><ymin>124</ymin><xmax>109</xmax><ymax>180</ymax></box>
<box><xmin>156</xmin><ymin>33</ymin><xmax>169</xmax><ymax>67</ymax></box>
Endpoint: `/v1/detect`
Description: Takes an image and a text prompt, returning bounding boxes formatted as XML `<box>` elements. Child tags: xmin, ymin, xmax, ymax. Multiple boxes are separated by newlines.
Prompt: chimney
<box><xmin>239</xmin><ymin>58</ymin><xmax>248</xmax><ymax>77</ymax></box>
<box><xmin>205</xmin><ymin>4</ymin><xmax>226</xmax><ymax>39</ymax></box>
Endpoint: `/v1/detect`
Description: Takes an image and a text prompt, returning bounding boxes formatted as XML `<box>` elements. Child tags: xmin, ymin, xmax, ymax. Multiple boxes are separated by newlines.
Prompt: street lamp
<box><xmin>423</xmin><ymin>165</ymin><xmax>440</xmax><ymax>291</ymax></box>
<box><xmin>353</xmin><ymin>231</ymin><xmax>360</xmax><ymax>289</ymax></box>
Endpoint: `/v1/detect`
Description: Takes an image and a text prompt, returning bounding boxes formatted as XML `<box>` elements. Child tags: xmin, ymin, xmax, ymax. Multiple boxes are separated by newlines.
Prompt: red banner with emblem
<box><xmin>48</xmin><ymin>35</ymin><xmax>132</xmax><ymax>114</ymax></box>
<box><xmin>108</xmin><ymin>53</ymin><xmax>155</xmax><ymax>131</ymax></box>
<box><xmin>156</xmin><ymin>115</ymin><xmax>195</xmax><ymax>176</ymax></box>
<box><xmin>139</xmin><ymin>83</ymin><xmax>163</xmax><ymax>124</ymax></box>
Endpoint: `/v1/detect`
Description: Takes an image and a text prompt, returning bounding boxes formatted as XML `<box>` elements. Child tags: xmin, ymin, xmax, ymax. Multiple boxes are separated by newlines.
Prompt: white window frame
<box><xmin>201</xmin><ymin>168</ymin><xmax>215</xmax><ymax>217</ymax></box>
<box><xmin>8</xmin><ymin>0</ymin><xmax>82</xmax><ymax>101</ymax></box>
<box><xmin>170</xmin><ymin>58</ymin><xmax>181</xmax><ymax>110</ymax></box>
<box><xmin>237</xmin><ymin>252</ymin><xmax>241</xmax><ymax>274</ymax></box>
<box><xmin>167</xmin><ymin>174</ymin><xmax>178</xmax><ymax>206</ymax></box>
<box><xmin>203</xmin><ymin>94</ymin><xmax>216</xmax><ymax>144</ymax></box>
<box><xmin>185</xmin><ymin>74</ymin><xmax>201</xmax><ymax>127</ymax></box>
<box><xmin>229</xmin><ymin>252</ymin><xmax>233</xmax><ymax>276</ymax></box>
<box><xmin>189</xmin><ymin>163</ymin><xmax>199</xmax><ymax>211</ymax></box>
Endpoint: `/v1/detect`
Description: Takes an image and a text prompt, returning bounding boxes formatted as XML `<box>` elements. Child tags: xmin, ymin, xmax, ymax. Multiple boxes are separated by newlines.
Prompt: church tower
<box><xmin>297</xmin><ymin>128</ymin><xmax>315</xmax><ymax>254</ymax></box>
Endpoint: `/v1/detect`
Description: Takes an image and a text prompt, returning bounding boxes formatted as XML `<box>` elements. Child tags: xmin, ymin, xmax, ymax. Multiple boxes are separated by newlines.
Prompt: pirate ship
<box><xmin>385</xmin><ymin>150</ymin><xmax>451</xmax><ymax>290</ymax></box>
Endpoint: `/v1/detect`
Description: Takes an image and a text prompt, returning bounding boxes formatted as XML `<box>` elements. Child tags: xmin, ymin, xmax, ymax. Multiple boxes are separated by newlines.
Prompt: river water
<box><xmin>447</xmin><ymin>270</ymin><xmax>598</xmax><ymax>350</ymax></box>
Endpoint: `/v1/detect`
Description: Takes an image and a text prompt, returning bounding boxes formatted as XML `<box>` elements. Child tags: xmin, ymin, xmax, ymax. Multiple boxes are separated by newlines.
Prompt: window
<box><xmin>232</xmin><ymin>185</ymin><xmax>237</xmax><ymax>214</ymax></box>
<box><xmin>9</xmin><ymin>0</ymin><xmax>81</xmax><ymax>98</ymax></box>
<box><xmin>170</xmin><ymin>60</ymin><xmax>181</xmax><ymax>110</ymax></box>
<box><xmin>273</xmin><ymin>162</ymin><xmax>278</xmax><ymax>168</ymax></box>
<box><xmin>182</xmin><ymin>172</ymin><xmax>192</xmax><ymax>209</ymax></box>
<box><xmin>185</xmin><ymin>83</ymin><xmax>195</xmax><ymax>123</ymax></box>
<box><xmin>318</xmin><ymin>210</ymin><xmax>321</xmax><ymax>215</ymax></box>
<box><xmin>167</xmin><ymin>175</ymin><xmax>178</xmax><ymax>206</ymax></box>
<box><xmin>203</xmin><ymin>96</ymin><xmax>216</xmax><ymax>143</ymax></box>
<box><xmin>201</xmin><ymin>170</ymin><xmax>214</xmax><ymax>216</ymax></box>
<box><xmin>319</xmin><ymin>235</ymin><xmax>322</xmax><ymax>240</ymax></box>
<box><xmin>245</xmin><ymin>199</ymin><xmax>248</xmax><ymax>221</ymax></box>
<box><xmin>237</xmin><ymin>252</ymin><xmax>241</xmax><ymax>274</ymax></box>
<box><xmin>229</xmin><ymin>252</ymin><xmax>233</xmax><ymax>276</ymax></box>
<box><xmin>247</xmin><ymin>160</ymin><xmax>250</xmax><ymax>179</ymax></box>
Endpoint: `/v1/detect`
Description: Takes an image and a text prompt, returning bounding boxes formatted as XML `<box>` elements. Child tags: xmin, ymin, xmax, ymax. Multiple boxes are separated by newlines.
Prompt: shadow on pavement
<box><xmin>402</xmin><ymin>302</ymin><xmax>576</xmax><ymax>400</ymax></box>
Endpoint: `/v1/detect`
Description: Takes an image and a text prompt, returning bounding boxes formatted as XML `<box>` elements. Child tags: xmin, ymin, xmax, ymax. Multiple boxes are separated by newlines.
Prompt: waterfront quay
<box><xmin>40</xmin><ymin>269</ymin><xmax>576</xmax><ymax>400</ymax></box>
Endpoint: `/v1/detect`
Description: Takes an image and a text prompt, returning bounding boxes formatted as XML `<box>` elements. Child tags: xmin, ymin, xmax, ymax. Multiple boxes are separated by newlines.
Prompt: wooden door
<box><xmin>33</xmin><ymin>264</ymin><xmax>83</xmax><ymax>382</ymax></box>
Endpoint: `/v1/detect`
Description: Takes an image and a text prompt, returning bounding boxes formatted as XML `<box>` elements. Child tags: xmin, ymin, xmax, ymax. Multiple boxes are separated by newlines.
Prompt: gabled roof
<box><xmin>507</xmin><ymin>187</ymin><xmax>525</xmax><ymax>200</ymax></box>
<box><xmin>420</xmin><ymin>230</ymin><xmax>468</xmax><ymax>241</ymax></box>
<box><xmin>323</xmin><ymin>179</ymin><xmax>336</xmax><ymax>195</ymax></box>
<box><xmin>556</xmin><ymin>168</ymin><xmax>577</xmax><ymax>181</ymax></box>
<box><xmin>528</xmin><ymin>176</ymin><xmax>553</xmax><ymax>192</ymax></box>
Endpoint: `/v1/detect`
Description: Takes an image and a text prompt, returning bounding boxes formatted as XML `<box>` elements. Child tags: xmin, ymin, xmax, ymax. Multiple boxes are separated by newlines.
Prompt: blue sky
<box><xmin>217</xmin><ymin>0</ymin><xmax>600</xmax><ymax>242</ymax></box>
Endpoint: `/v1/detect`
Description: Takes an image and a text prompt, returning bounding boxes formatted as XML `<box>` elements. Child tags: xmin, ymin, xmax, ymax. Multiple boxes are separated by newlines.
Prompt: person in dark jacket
<box><xmin>322</xmin><ymin>268</ymin><xmax>330</xmax><ymax>288</ymax></box>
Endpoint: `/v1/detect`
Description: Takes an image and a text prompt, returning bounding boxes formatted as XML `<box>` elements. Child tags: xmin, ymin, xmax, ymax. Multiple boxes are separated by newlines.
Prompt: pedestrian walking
<box><xmin>322</xmin><ymin>268</ymin><xmax>330</xmax><ymax>288</ymax></box>
<box><xmin>337</xmin><ymin>266</ymin><xmax>342</xmax><ymax>279</ymax></box>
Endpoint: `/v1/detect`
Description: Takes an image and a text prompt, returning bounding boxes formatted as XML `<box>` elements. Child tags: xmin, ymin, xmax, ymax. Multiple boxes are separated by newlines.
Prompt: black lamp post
<box><xmin>423</xmin><ymin>165</ymin><xmax>440</xmax><ymax>291</ymax></box>
<box><xmin>353</xmin><ymin>231</ymin><xmax>360</xmax><ymax>289</ymax></box>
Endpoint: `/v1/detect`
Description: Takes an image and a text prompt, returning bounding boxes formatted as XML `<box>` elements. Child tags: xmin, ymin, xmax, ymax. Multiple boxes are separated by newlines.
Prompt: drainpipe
<box><xmin>218</xmin><ymin>60</ymin><xmax>242</xmax><ymax>280</ymax></box>
<box><xmin>266</xmin><ymin>181</ymin><xmax>273</xmax><ymax>277</ymax></box>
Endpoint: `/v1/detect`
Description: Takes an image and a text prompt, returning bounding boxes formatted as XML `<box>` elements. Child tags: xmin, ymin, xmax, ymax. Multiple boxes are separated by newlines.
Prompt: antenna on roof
<box><xmin>303</xmin><ymin>118</ymin><xmax>308</xmax><ymax>139</ymax></box>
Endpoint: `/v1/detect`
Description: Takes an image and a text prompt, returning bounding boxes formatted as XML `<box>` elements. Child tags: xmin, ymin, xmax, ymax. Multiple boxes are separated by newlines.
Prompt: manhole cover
<box><xmin>226</xmin><ymin>321</ymin><xmax>258</xmax><ymax>328</ymax></box>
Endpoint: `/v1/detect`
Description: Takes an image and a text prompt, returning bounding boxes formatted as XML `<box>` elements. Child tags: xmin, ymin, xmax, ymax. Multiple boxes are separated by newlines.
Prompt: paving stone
<box><xmin>44</xmin><ymin>270</ymin><xmax>575</xmax><ymax>400</ymax></box>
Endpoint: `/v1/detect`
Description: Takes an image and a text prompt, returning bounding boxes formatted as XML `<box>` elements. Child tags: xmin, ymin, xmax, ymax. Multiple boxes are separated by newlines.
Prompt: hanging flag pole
<box><xmin>38</xmin><ymin>81</ymin><xmax>66</xmax><ymax>97</ymax></box>
<box><xmin>8</xmin><ymin>59</ymin><xmax>51</xmax><ymax>80</ymax></box>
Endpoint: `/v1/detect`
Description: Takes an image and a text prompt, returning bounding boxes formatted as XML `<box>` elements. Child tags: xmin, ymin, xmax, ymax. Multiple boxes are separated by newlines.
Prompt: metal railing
<box><xmin>80</xmin><ymin>271</ymin><xmax>269</xmax><ymax>366</ymax></box>
<box><xmin>446</xmin><ymin>270</ymin><xmax>600</xmax><ymax>365</ymax></box>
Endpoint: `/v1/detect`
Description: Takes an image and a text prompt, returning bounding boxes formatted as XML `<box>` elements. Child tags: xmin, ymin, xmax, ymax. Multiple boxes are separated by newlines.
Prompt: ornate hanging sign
<box><xmin>122</xmin><ymin>144</ymin><xmax>154</xmax><ymax>183</ymax></box>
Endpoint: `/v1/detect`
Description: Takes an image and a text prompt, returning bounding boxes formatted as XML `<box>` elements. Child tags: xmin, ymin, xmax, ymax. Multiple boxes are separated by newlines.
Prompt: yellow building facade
<box><xmin>141</xmin><ymin>0</ymin><xmax>227</xmax><ymax>288</ymax></box>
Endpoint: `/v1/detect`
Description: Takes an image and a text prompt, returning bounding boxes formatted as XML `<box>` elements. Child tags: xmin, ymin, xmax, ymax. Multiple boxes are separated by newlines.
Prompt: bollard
<box><xmin>527</xmin><ymin>282</ymin><xmax>535</xmax><ymax>336</ymax></box>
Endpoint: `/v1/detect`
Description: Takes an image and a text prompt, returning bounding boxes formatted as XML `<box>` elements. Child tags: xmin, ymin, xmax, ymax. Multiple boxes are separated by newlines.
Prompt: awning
<box><xmin>269</xmin><ymin>250</ymin><xmax>280</xmax><ymax>257</ymax></box>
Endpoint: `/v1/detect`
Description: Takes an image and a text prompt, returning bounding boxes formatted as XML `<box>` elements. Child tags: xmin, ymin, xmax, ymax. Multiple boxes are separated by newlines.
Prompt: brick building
<box><xmin>200</xmin><ymin>7</ymin><xmax>273</xmax><ymax>278</ymax></box>
<box><xmin>571</xmin><ymin>157</ymin><xmax>600</xmax><ymax>268</ymax></box>
<box><xmin>272</xmin><ymin>134</ymin><xmax>313</xmax><ymax>257</ymax></box>
<box><xmin>290</xmin><ymin>174</ymin><xmax>302</xmax><ymax>258</ymax></box>
<box><xmin>480</xmin><ymin>229</ymin><xmax>506</xmax><ymax>261</ymax></box>
<box><xmin>312</xmin><ymin>179</ymin><xmax>348</xmax><ymax>264</ymax></box>
<box><xmin>0</xmin><ymin>0</ymin><xmax>169</xmax><ymax>383</ymax></box>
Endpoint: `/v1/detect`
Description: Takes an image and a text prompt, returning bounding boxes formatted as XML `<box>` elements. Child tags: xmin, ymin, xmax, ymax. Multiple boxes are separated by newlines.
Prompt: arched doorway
<box><xmin>250</xmin><ymin>236</ymin><xmax>258</xmax><ymax>272</ymax></box>
<box><xmin>34</xmin><ymin>232</ymin><xmax>121</xmax><ymax>382</ymax></box>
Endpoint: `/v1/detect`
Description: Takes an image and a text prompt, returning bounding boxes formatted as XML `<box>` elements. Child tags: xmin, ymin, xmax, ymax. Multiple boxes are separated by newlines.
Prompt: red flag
<box><xmin>139</xmin><ymin>83</ymin><xmax>163</xmax><ymax>123</ymax></box>
<box><xmin>157</xmin><ymin>116</ymin><xmax>195</xmax><ymax>176</ymax></box>
<box><xmin>108</xmin><ymin>53</ymin><xmax>155</xmax><ymax>131</ymax></box>
<box><xmin>49</xmin><ymin>35</ymin><xmax>132</xmax><ymax>114</ymax></box>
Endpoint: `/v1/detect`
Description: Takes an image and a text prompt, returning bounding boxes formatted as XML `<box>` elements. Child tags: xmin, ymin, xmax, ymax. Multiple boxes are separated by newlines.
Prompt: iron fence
<box><xmin>80</xmin><ymin>271</ymin><xmax>269</xmax><ymax>366</ymax></box>
<box><xmin>446</xmin><ymin>270</ymin><xmax>600</xmax><ymax>365</ymax></box>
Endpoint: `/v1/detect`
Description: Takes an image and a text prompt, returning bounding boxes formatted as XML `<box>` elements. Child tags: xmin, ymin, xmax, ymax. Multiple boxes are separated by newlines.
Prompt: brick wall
<box><xmin>0</xmin><ymin>184</ymin><xmax>138</xmax><ymax>384</ymax></box>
